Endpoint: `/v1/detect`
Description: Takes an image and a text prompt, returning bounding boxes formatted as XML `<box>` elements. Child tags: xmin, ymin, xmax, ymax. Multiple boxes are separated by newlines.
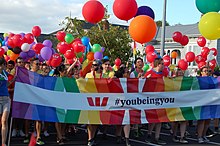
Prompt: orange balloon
<box><xmin>10</xmin><ymin>52</ymin><xmax>19</xmax><ymax>61</ymax></box>
<box><xmin>171</xmin><ymin>51</ymin><xmax>178</xmax><ymax>59</ymax></box>
<box><xmin>87</xmin><ymin>52</ymin><xmax>94</xmax><ymax>61</ymax></box>
<box><xmin>129</xmin><ymin>15</ymin><xmax>157</xmax><ymax>44</ymax></box>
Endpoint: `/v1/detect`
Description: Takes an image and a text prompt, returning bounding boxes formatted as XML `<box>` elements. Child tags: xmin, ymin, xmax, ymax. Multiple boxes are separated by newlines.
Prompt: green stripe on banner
<box><xmin>191</xmin><ymin>77</ymin><xmax>200</xmax><ymax>90</ymax></box>
<box><xmin>56</xmin><ymin>108</ymin><xmax>66</xmax><ymax>122</ymax></box>
<box><xmin>180</xmin><ymin>77</ymin><xmax>193</xmax><ymax>91</ymax></box>
<box><xmin>180</xmin><ymin>107</ymin><xmax>196</xmax><ymax>120</ymax></box>
<box><xmin>193</xmin><ymin>106</ymin><xmax>201</xmax><ymax>119</ymax></box>
<box><xmin>65</xmin><ymin>110</ymin><xmax>80</xmax><ymax>123</ymax></box>
<box><xmin>62</xmin><ymin>77</ymin><xmax>80</xmax><ymax>93</ymax></box>
<box><xmin>54</xmin><ymin>78</ymin><xmax>65</xmax><ymax>92</ymax></box>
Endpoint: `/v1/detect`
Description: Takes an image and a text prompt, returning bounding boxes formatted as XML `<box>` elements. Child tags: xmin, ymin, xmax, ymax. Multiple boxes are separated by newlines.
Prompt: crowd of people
<box><xmin>0</xmin><ymin>56</ymin><xmax>220</xmax><ymax>146</ymax></box>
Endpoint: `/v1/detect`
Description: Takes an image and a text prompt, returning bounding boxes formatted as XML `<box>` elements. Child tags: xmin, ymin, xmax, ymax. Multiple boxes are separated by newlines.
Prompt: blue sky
<box><xmin>0</xmin><ymin>0</ymin><xmax>202</xmax><ymax>33</ymax></box>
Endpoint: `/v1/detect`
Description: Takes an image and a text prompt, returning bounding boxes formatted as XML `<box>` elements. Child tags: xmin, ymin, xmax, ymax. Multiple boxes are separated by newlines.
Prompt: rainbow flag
<box><xmin>12</xmin><ymin>67</ymin><xmax>220</xmax><ymax>124</ymax></box>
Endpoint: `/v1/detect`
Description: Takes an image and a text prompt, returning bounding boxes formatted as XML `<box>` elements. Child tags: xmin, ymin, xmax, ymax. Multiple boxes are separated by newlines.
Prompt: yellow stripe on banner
<box><xmin>164</xmin><ymin>78</ymin><xmax>175</xmax><ymax>91</ymax></box>
<box><xmin>173</xmin><ymin>77</ymin><xmax>183</xmax><ymax>91</ymax></box>
<box><xmin>88</xmin><ymin>111</ymin><xmax>101</xmax><ymax>124</ymax></box>
<box><xmin>77</xmin><ymin>78</ymin><xmax>98</xmax><ymax>93</ymax></box>
<box><xmin>174</xmin><ymin>108</ymin><xmax>185</xmax><ymax>121</ymax></box>
<box><xmin>76</xmin><ymin>78</ymin><xmax>87</xmax><ymax>93</ymax></box>
<box><xmin>166</xmin><ymin>108</ymin><xmax>177</xmax><ymax>121</ymax></box>
<box><xmin>78</xmin><ymin>110</ymin><xmax>89</xmax><ymax>124</ymax></box>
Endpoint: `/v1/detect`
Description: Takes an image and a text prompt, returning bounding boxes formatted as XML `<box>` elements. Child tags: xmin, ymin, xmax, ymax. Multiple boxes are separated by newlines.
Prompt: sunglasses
<box><xmin>17</xmin><ymin>61</ymin><xmax>24</xmax><ymax>64</ymax></box>
<box><xmin>92</xmin><ymin>64</ymin><xmax>98</xmax><ymax>66</ymax></box>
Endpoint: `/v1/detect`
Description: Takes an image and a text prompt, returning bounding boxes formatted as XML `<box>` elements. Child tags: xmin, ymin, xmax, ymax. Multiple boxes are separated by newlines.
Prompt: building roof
<box><xmin>156</xmin><ymin>23</ymin><xmax>200</xmax><ymax>40</ymax></box>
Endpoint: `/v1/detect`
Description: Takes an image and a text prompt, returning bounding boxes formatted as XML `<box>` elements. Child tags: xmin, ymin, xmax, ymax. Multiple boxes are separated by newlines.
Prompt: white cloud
<box><xmin>0</xmin><ymin>0</ymin><xmax>87</xmax><ymax>34</ymax></box>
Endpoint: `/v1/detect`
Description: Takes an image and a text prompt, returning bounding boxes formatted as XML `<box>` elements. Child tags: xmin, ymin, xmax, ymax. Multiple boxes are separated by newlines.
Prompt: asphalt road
<box><xmin>7</xmin><ymin>123</ymin><xmax>220</xmax><ymax>146</ymax></box>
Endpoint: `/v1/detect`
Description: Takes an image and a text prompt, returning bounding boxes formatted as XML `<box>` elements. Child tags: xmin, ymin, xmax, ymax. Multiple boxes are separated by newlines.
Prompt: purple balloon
<box><xmin>19</xmin><ymin>52</ymin><xmax>28</xmax><ymax>59</ymax></box>
<box><xmin>27</xmin><ymin>50</ymin><xmax>35</xmax><ymax>58</ymax></box>
<box><xmin>4</xmin><ymin>36</ymin><xmax>8</xmax><ymax>41</ymax></box>
<box><xmin>136</xmin><ymin>6</ymin><xmax>155</xmax><ymax>20</ymax></box>
<box><xmin>51</xmin><ymin>48</ymin><xmax>56</xmax><ymax>54</ymax></box>
<box><xmin>101</xmin><ymin>47</ymin><xmax>105</xmax><ymax>52</ymax></box>
<box><xmin>38</xmin><ymin>54</ymin><xmax>45</xmax><ymax>62</ymax></box>
<box><xmin>30</xmin><ymin>42</ymin><xmax>36</xmax><ymax>50</ymax></box>
<box><xmin>20</xmin><ymin>32</ymin><xmax>25</xmax><ymax>38</ymax></box>
<box><xmin>40</xmin><ymin>47</ymin><xmax>52</xmax><ymax>61</ymax></box>
<box><xmin>94</xmin><ymin>52</ymin><xmax>103</xmax><ymax>60</ymax></box>
<box><xmin>43</xmin><ymin>40</ymin><xmax>52</xmax><ymax>48</ymax></box>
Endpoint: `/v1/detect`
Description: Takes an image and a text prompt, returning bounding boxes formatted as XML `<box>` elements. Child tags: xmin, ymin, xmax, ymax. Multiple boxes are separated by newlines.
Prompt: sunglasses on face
<box><xmin>92</xmin><ymin>64</ymin><xmax>98</xmax><ymax>66</ymax></box>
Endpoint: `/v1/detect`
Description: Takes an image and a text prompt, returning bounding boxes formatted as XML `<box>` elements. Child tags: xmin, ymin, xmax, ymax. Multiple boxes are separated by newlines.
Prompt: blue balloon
<box><xmin>136</xmin><ymin>6</ymin><xmax>155</xmax><ymax>20</ymax></box>
<box><xmin>81</xmin><ymin>36</ymin><xmax>90</xmax><ymax>46</ymax></box>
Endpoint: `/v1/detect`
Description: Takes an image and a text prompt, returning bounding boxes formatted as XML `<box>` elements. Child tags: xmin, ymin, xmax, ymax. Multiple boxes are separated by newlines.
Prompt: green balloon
<box><xmin>92</xmin><ymin>44</ymin><xmax>101</xmax><ymax>52</ymax></box>
<box><xmin>143</xmin><ymin>64</ymin><xmax>150</xmax><ymax>72</ymax></box>
<box><xmin>76</xmin><ymin>52</ymin><xmax>83</xmax><ymax>58</ymax></box>
<box><xmin>196</xmin><ymin>0</ymin><xmax>220</xmax><ymax>14</ymax></box>
<box><xmin>65</xmin><ymin>33</ymin><xmax>74</xmax><ymax>44</ymax></box>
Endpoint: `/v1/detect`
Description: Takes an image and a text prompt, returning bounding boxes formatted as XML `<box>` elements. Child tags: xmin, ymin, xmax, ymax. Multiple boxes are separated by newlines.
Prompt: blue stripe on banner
<box><xmin>210</xmin><ymin>105</ymin><xmax>217</xmax><ymax>118</ymax></box>
<box><xmin>201</xmin><ymin>105</ymin><xmax>212</xmax><ymax>119</ymax></box>
<box><xmin>197</xmin><ymin>77</ymin><xmax>216</xmax><ymax>90</ymax></box>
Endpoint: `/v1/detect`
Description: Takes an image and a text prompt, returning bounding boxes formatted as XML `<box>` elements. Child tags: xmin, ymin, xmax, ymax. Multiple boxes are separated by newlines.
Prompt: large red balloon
<box><xmin>56</xmin><ymin>31</ymin><xmax>66</xmax><ymax>42</ymax></box>
<box><xmin>163</xmin><ymin>55</ymin><xmax>171</xmax><ymax>66</ymax></box>
<box><xmin>201</xmin><ymin>47</ymin><xmax>210</xmax><ymax>58</ymax></box>
<box><xmin>32</xmin><ymin>43</ymin><xmax>44</xmax><ymax>54</ymax></box>
<box><xmin>209</xmin><ymin>59</ymin><xmax>217</xmax><ymax>70</ymax></box>
<box><xmin>13</xmin><ymin>34</ymin><xmax>23</xmax><ymax>47</ymax></box>
<box><xmin>185</xmin><ymin>52</ymin><xmax>195</xmax><ymax>62</ymax></box>
<box><xmin>210</xmin><ymin>48</ymin><xmax>218</xmax><ymax>56</ymax></box>
<box><xmin>72</xmin><ymin>42</ymin><xmax>85</xmax><ymax>53</ymax></box>
<box><xmin>32</xmin><ymin>26</ymin><xmax>41</xmax><ymax>37</ymax></box>
<box><xmin>0</xmin><ymin>48</ymin><xmax>5</xmax><ymax>56</ymax></box>
<box><xmin>57</xmin><ymin>42</ymin><xmax>70</xmax><ymax>54</ymax></box>
<box><xmin>24</xmin><ymin>33</ymin><xmax>34</xmax><ymax>44</ymax></box>
<box><xmin>113</xmin><ymin>0</ymin><xmax>138</xmax><ymax>21</ymax></box>
<box><xmin>64</xmin><ymin>50</ymin><xmax>75</xmax><ymax>59</ymax></box>
<box><xmin>180</xmin><ymin>35</ymin><xmax>189</xmax><ymax>46</ymax></box>
<box><xmin>195</xmin><ymin>54</ymin><xmax>206</xmax><ymax>64</ymax></box>
<box><xmin>50</xmin><ymin>54</ymin><xmax>62</xmax><ymax>67</ymax></box>
<box><xmin>198</xmin><ymin>61</ymin><xmax>207</xmax><ymax>69</ymax></box>
<box><xmin>145</xmin><ymin>45</ymin><xmax>155</xmax><ymax>54</ymax></box>
<box><xmin>82</xmin><ymin>0</ymin><xmax>105</xmax><ymax>24</ymax></box>
<box><xmin>197</xmin><ymin>36</ymin><xmax>206</xmax><ymax>47</ymax></box>
<box><xmin>7</xmin><ymin>38</ymin><xmax>15</xmax><ymax>48</ymax></box>
<box><xmin>147</xmin><ymin>52</ymin><xmax>157</xmax><ymax>63</ymax></box>
<box><xmin>172</xmin><ymin>31</ymin><xmax>182</xmax><ymax>42</ymax></box>
<box><xmin>115</xmin><ymin>58</ymin><xmax>121</xmax><ymax>66</ymax></box>
<box><xmin>178</xmin><ymin>59</ymin><xmax>188</xmax><ymax>71</ymax></box>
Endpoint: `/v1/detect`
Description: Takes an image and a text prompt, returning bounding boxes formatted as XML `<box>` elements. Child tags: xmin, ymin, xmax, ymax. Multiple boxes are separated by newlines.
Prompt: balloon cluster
<box><xmin>145</xmin><ymin>45</ymin><xmax>161</xmax><ymax>63</ymax></box>
<box><xmin>196</xmin><ymin>0</ymin><xmax>220</xmax><ymax>40</ymax></box>
<box><xmin>172</xmin><ymin>31</ymin><xmax>189</xmax><ymax>46</ymax></box>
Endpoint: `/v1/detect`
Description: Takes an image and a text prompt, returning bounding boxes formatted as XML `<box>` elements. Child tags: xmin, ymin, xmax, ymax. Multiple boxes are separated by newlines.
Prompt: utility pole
<box><xmin>160</xmin><ymin>0</ymin><xmax>167</xmax><ymax>57</ymax></box>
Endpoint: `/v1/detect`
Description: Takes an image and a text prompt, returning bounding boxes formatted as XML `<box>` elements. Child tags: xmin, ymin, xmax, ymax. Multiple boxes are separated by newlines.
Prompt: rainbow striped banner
<box><xmin>12</xmin><ymin>67</ymin><xmax>220</xmax><ymax>124</ymax></box>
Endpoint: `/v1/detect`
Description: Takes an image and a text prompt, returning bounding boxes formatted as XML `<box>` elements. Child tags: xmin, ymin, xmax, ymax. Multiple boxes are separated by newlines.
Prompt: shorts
<box><xmin>0</xmin><ymin>96</ymin><xmax>11</xmax><ymax>114</ymax></box>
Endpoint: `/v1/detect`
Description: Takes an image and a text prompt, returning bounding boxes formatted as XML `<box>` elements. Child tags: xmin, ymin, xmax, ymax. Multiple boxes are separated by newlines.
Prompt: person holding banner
<box><xmin>0</xmin><ymin>57</ymin><xmax>11</xmax><ymax>146</ymax></box>
<box><xmin>144</xmin><ymin>58</ymin><xmax>167</xmax><ymax>145</ymax></box>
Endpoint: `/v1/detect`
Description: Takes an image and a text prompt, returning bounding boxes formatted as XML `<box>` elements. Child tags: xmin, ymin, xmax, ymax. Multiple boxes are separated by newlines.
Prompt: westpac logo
<box><xmin>87</xmin><ymin>97</ymin><xmax>109</xmax><ymax>107</ymax></box>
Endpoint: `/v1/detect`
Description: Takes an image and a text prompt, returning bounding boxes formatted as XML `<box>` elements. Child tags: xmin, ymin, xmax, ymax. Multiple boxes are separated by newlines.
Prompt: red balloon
<box><xmin>147</xmin><ymin>52</ymin><xmax>157</xmax><ymax>63</ymax></box>
<box><xmin>56</xmin><ymin>31</ymin><xmax>66</xmax><ymax>42</ymax></box>
<box><xmin>201</xmin><ymin>47</ymin><xmax>210</xmax><ymax>58</ymax></box>
<box><xmin>82</xmin><ymin>0</ymin><xmax>105</xmax><ymax>24</ymax></box>
<box><xmin>32</xmin><ymin>43</ymin><xmax>44</xmax><ymax>54</ymax></box>
<box><xmin>13</xmin><ymin>34</ymin><xmax>23</xmax><ymax>47</ymax></box>
<box><xmin>66</xmin><ymin>58</ymin><xmax>74</xmax><ymax>64</ymax></box>
<box><xmin>72</xmin><ymin>42</ymin><xmax>85</xmax><ymax>53</ymax></box>
<box><xmin>115</xmin><ymin>58</ymin><xmax>121</xmax><ymax>66</ymax></box>
<box><xmin>162</xmin><ymin>66</ymin><xmax>169</xmax><ymax>77</ymax></box>
<box><xmin>0</xmin><ymin>48</ymin><xmax>5</xmax><ymax>56</ymax></box>
<box><xmin>185</xmin><ymin>52</ymin><xmax>195</xmax><ymax>62</ymax></box>
<box><xmin>180</xmin><ymin>35</ymin><xmax>189</xmax><ymax>46</ymax></box>
<box><xmin>50</xmin><ymin>53</ymin><xmax>62</xmax><ymax>67</ymax></box>
<box><xmin>197</xmin><ymin>36</ymin><xmax>206</xmax><ymax>47</ymax></box>
<box><xmin>198</xmin><ymin>61</ymin><xmax>207</xmax><ymax>69</ymax></box>
<box><xmin>7</xmin><ymin>38</ymin><xmax>16</xmax><ymax>48</ymax></box>
<box><xmin>178</xmin><ymin>59</ymin><xmax>188</xmax><ymax>71</ymax></box>
<box><xmin>145</xmin><ymin>45</ymin><xmax>155</xmax><ymax>54</ymax></box>
<box><xmin>79</xmin><ymin>57</ymin><xmax>84</xmax><ymax>63</ymax></box>
<box><xmin>4</xmin><ymin>55</ymin><xmax>10</xmax><ymax>62</ymax></box>
<box><xmin>9</xmin><ymin>33</ymin><xmax>15</xmax><ymax>38</ymax></box>
<box><xmin>32</xmin><ymin>26</ymin><xmax>41</xmax><ymax>37</ymax></box>
<box><xmin>64</xmin><ymin>50</ymin><xmax>75</xmax><ymax>59</ymax></box>
<box><xmin>57</xmin><ymin>42</ymin><xmax>70</xmax><ymax>54</ymax></box>
<box><xmin>163</xmin><ymin>55</ymin><xmax>171</xmax><ymax>66</ymax></box>
<box><xmin>209</xmin><ymin>59</ymin><xmax>216</xmax><ymax>70</ymax></box>
<box><xmin>172</xmin><ymin>31</ymin><xmax>183</xmax><ymax>42</ymax></box>
<box><xmin>210</xmin><ymin>48</ymin><xmax>218</xmax><ymax>56</ymax></box>
<box><xmin>113</xmin><ymin>0</ymin><xmax>138</xmax><ymax>21</ymax></box>
<box><xmin>195</xmin><ymin>54</ymin><xmax>206</xmax><ymax>64</ymax></box>
<box><xmin>24</xmin><ymin>33</ymin><xmax>34</xmax><ymax>44</ymax></box>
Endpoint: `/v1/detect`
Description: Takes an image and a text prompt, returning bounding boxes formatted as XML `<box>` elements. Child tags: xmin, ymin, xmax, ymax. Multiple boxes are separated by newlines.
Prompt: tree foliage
<box><xmin>156</xmin><ymin>20</ymin><xmax>170</xmax><ymax>27</ymax></box>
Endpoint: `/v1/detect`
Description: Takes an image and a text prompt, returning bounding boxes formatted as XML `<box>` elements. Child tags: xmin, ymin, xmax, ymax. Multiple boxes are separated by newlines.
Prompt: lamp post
<box><xmin>160</xmin><ymin>0</ymin><xmax>167</xmax><ymax>57</ymax></box>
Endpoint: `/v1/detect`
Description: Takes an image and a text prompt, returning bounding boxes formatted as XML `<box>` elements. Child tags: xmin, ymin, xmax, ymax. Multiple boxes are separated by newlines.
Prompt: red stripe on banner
<box><xmin>101</xmin><ymin>97</ymin><xmax>109</xmax><ymax>106</ymax></box>
<box><xmin>94</xmin><ymin>79</ymin><xmax>110</xmax><ymax>93</ymax></box>
<box><xmin>155</xmin><ymin>78</ymin><xmax>165</xmax><ymax>92</ymax></box>
<box><xmin>144</xmin><ymin>109</ymin><xmax>160</xmax><ymax>123</ymax></box>
<box><xmin>156</xmin><ymin>109</ymin><xmax>169</xmax><ymax>122</ymax></box>
<box><xmin>87</xmin><ymin>97</ymin><xmax>94</xmax><ymax>106</ymax></box>
<box><xmin>142</xmin><ymin>78</ymin><xmax>157</xmax><ymax>92</ymax></box>
<box><xmin>127</xmin><ymin>78</ymin><xmax>139</xmax><ymax>93</ymax></box>
<box><xmin>109</xmin><ymin>110</ymin><xmax>125</xmax><ymax>124</ymax></box>
<box><xmin>95</xmin><ymin>97</ymin><xmax>100</xmax><ymax>106</ymax></box>
<box><xmin>100</xmin><ymin>111</ymin><xmax>111</xmax><ymax>124</ymax></box>
<box><xmin>107</xmin><ymin>79</ymin><xmax>124</xmax><ymax>93</ymax></box>
<box><xmin>129</xmin><ymin>110</ymin><xmax>141</xmax><ymax>124</ymax></box>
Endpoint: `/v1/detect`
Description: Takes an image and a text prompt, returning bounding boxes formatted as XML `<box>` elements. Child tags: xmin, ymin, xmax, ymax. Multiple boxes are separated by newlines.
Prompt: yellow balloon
<box><xmin>3</xmin><ymin>33</ymin><xmax>8</xmax><ymax>38</ymax></box>
<box><xmin>7</xmin><ymin>50</ymin><xmax>12</xmax><ymax>56</ymax></box>
<box><xmin>199</xmin><ymin>12</ymin><xmax>220</xmax><ymax>40</ymax></box>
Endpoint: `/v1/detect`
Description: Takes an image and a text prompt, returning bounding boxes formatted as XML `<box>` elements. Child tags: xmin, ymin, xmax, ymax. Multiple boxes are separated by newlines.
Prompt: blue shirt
<box><xmin>0</xmin><ymin>70</ymin><xmax>9</xmax><ymax>96</ymax></box>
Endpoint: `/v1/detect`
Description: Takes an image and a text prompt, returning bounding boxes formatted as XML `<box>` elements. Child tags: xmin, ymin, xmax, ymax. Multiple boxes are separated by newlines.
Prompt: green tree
<box><xmin>156</xmin><ymin>20</ymin><xmax>170</xmax><ymax>27</ymax></box>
